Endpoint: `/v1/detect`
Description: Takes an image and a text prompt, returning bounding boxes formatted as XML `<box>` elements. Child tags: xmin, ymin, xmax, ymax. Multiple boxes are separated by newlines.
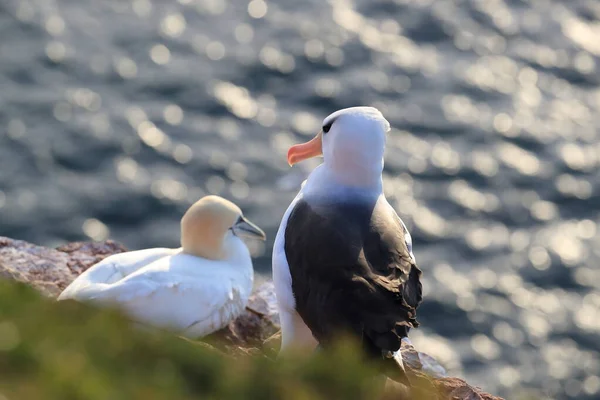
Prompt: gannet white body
<box><xmin>272</xmin><ymin>107</ymin><xmax>423</xmax><ymax>385</ymax></box>
<box><xmin>59</xmin><ymin>196</ymin><xmax>266</xmax><ymax>338</ymax></box>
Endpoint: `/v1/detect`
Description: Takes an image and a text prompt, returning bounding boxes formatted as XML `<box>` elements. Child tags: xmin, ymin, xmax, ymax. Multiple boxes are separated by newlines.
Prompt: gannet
<box><xmin>59</xmin><ymin>195</ymin><xmax>266</xmax><ymax>338</ymax></box>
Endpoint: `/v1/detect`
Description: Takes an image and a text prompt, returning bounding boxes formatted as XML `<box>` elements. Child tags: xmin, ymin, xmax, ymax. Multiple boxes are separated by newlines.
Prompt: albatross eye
<box><xmin>322</xmin><ymin>121</ymin><xmax>333</xmax><ymax>133</ymax></box>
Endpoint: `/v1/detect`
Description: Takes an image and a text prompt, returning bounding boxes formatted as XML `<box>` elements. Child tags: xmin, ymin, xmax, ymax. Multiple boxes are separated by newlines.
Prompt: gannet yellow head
<box><xmin>180</xmin><ymin>195</ymin><xmax>266</xmax><ymax>260</ymax></box>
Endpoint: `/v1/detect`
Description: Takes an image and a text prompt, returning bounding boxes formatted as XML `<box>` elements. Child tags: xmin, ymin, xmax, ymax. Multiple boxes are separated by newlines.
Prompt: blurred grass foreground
<box><xmin>0</xmin><ymin>281</ymin><xmax>388</xmax><ymax>400</ymax></box>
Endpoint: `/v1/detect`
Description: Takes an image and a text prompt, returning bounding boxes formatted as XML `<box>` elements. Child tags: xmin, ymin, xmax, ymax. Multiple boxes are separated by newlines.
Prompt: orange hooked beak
<box><xmin>287</xmin><ymin>131</ymin><xmax>323</xmax><ymax>166</ymax></box>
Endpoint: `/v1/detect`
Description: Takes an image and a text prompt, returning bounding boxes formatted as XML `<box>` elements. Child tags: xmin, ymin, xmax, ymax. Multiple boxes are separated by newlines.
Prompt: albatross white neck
<box><xmin>304</xmin><ymin>161</ymin><xmax>384</xmax><ymax>199</ymax></box>
<box><xmin>326</xmin><ymin>157</ymin><xmax>384</xmax><ymax>192</ymax></box>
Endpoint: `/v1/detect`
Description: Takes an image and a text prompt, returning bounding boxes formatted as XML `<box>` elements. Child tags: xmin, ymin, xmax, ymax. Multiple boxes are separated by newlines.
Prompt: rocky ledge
<box><xmin>0</xmin><ymin>237</ymin><xmax>503</xmax><ymax>400</ymax></box>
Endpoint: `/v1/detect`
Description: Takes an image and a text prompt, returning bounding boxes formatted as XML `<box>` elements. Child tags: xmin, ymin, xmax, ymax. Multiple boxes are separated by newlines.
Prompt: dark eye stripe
<box><xmin>322</xmin><ymin>121</ymin><xmax>333</xmax><ymax>133</ymax></box>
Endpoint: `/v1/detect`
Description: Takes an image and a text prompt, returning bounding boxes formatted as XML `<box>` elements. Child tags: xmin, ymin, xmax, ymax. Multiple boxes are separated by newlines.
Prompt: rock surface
<box><xmin>0</xmin><ymin>236</ymin><xmax>127</xmax><ymax>297</ymax></box>
<box><xmin>0</xmin><ymin>237</ymin><xmax>503</xmax><ymax>400</ymax></box>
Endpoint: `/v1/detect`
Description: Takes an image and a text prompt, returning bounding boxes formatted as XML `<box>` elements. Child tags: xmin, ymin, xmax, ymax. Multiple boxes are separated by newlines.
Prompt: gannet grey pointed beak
<box><xmin>232</xmin><ymin>216</ymin><xmax>267</xmax><ymax>241</ymax></box>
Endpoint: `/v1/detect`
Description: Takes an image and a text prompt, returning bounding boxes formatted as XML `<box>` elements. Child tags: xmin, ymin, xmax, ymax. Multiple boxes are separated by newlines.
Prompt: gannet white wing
<box><xmin>72</xmin><ymin>256</ymin><xmax>245</xmax><ymax>338</ymax></box>
<box><xmin>58</xmin><ymin>248</ymin><xmax>177</xmax><ymax>301</ymax></box>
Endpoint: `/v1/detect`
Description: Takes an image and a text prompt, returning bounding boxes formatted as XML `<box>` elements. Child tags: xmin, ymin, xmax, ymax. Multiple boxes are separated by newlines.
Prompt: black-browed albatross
<box><xmin>272</xmin><ymin>107</ymin><xmax>423</xmax><ymax>384</ymax></box>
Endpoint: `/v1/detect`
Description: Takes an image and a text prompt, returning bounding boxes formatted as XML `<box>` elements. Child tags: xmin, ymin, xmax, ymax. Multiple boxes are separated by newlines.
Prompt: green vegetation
<box><xmin>0</xmin><ymin>281</ymin><xmax>382</xmax><ymax>400</ymax></box>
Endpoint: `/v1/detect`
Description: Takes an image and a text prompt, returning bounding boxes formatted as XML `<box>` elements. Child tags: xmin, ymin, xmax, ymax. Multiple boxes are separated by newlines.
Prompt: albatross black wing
<box><xmin>284</xmin><ymin>198</ymin><xmax>423</xmax><ymax>382</ymax></box>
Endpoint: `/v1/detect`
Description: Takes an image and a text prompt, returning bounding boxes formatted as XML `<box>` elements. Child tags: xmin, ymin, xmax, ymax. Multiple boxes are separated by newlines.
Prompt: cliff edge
<box><xmin>0</xmin><ymin>237</ymin><xmax>503</xmax><ymax>400</ymax></box>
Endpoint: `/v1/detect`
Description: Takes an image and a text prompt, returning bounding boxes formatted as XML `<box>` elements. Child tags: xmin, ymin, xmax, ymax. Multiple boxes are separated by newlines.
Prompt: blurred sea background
<box><xmin>1</xmin><ymin>0</ymin><xmax>599</xmax><ymax>398</ymax></box>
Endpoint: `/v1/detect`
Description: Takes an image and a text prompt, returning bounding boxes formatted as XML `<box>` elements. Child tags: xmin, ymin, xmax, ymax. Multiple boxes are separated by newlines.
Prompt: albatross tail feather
<box><xmin>382</xmin><ymin>349</ymin><xmax>411</xmax><ymax>386</ymax></box>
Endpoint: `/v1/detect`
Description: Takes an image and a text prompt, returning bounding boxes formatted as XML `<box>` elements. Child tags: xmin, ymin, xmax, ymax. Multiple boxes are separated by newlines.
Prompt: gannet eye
<box><xmin>322</xmin><ymin>121</ymin><xmax>333</xmax><ymax>133</ymax></box>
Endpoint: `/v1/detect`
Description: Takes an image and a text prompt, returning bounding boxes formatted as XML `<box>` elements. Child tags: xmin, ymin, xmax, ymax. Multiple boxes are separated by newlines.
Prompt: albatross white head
<box><xmin>180</xmin><ymin>195</ymin><xmax>266</xmax><ymax>260</ymax></box>
<box><xmin>287</xmin><ymin>107</ymin><xmax>390</xmax><ymax>190</ymax></box>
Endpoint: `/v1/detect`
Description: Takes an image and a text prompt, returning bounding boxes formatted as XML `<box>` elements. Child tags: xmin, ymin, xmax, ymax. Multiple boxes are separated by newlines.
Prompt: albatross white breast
<box><xmin>58</xmin><ymin>195</ymin><xmax>266</xmax><ymax>338</ymax></box>
<box><xmin>272</xmin><ymin>107</ymin><xmax>423</xmax><ymax>385</ymax></box>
